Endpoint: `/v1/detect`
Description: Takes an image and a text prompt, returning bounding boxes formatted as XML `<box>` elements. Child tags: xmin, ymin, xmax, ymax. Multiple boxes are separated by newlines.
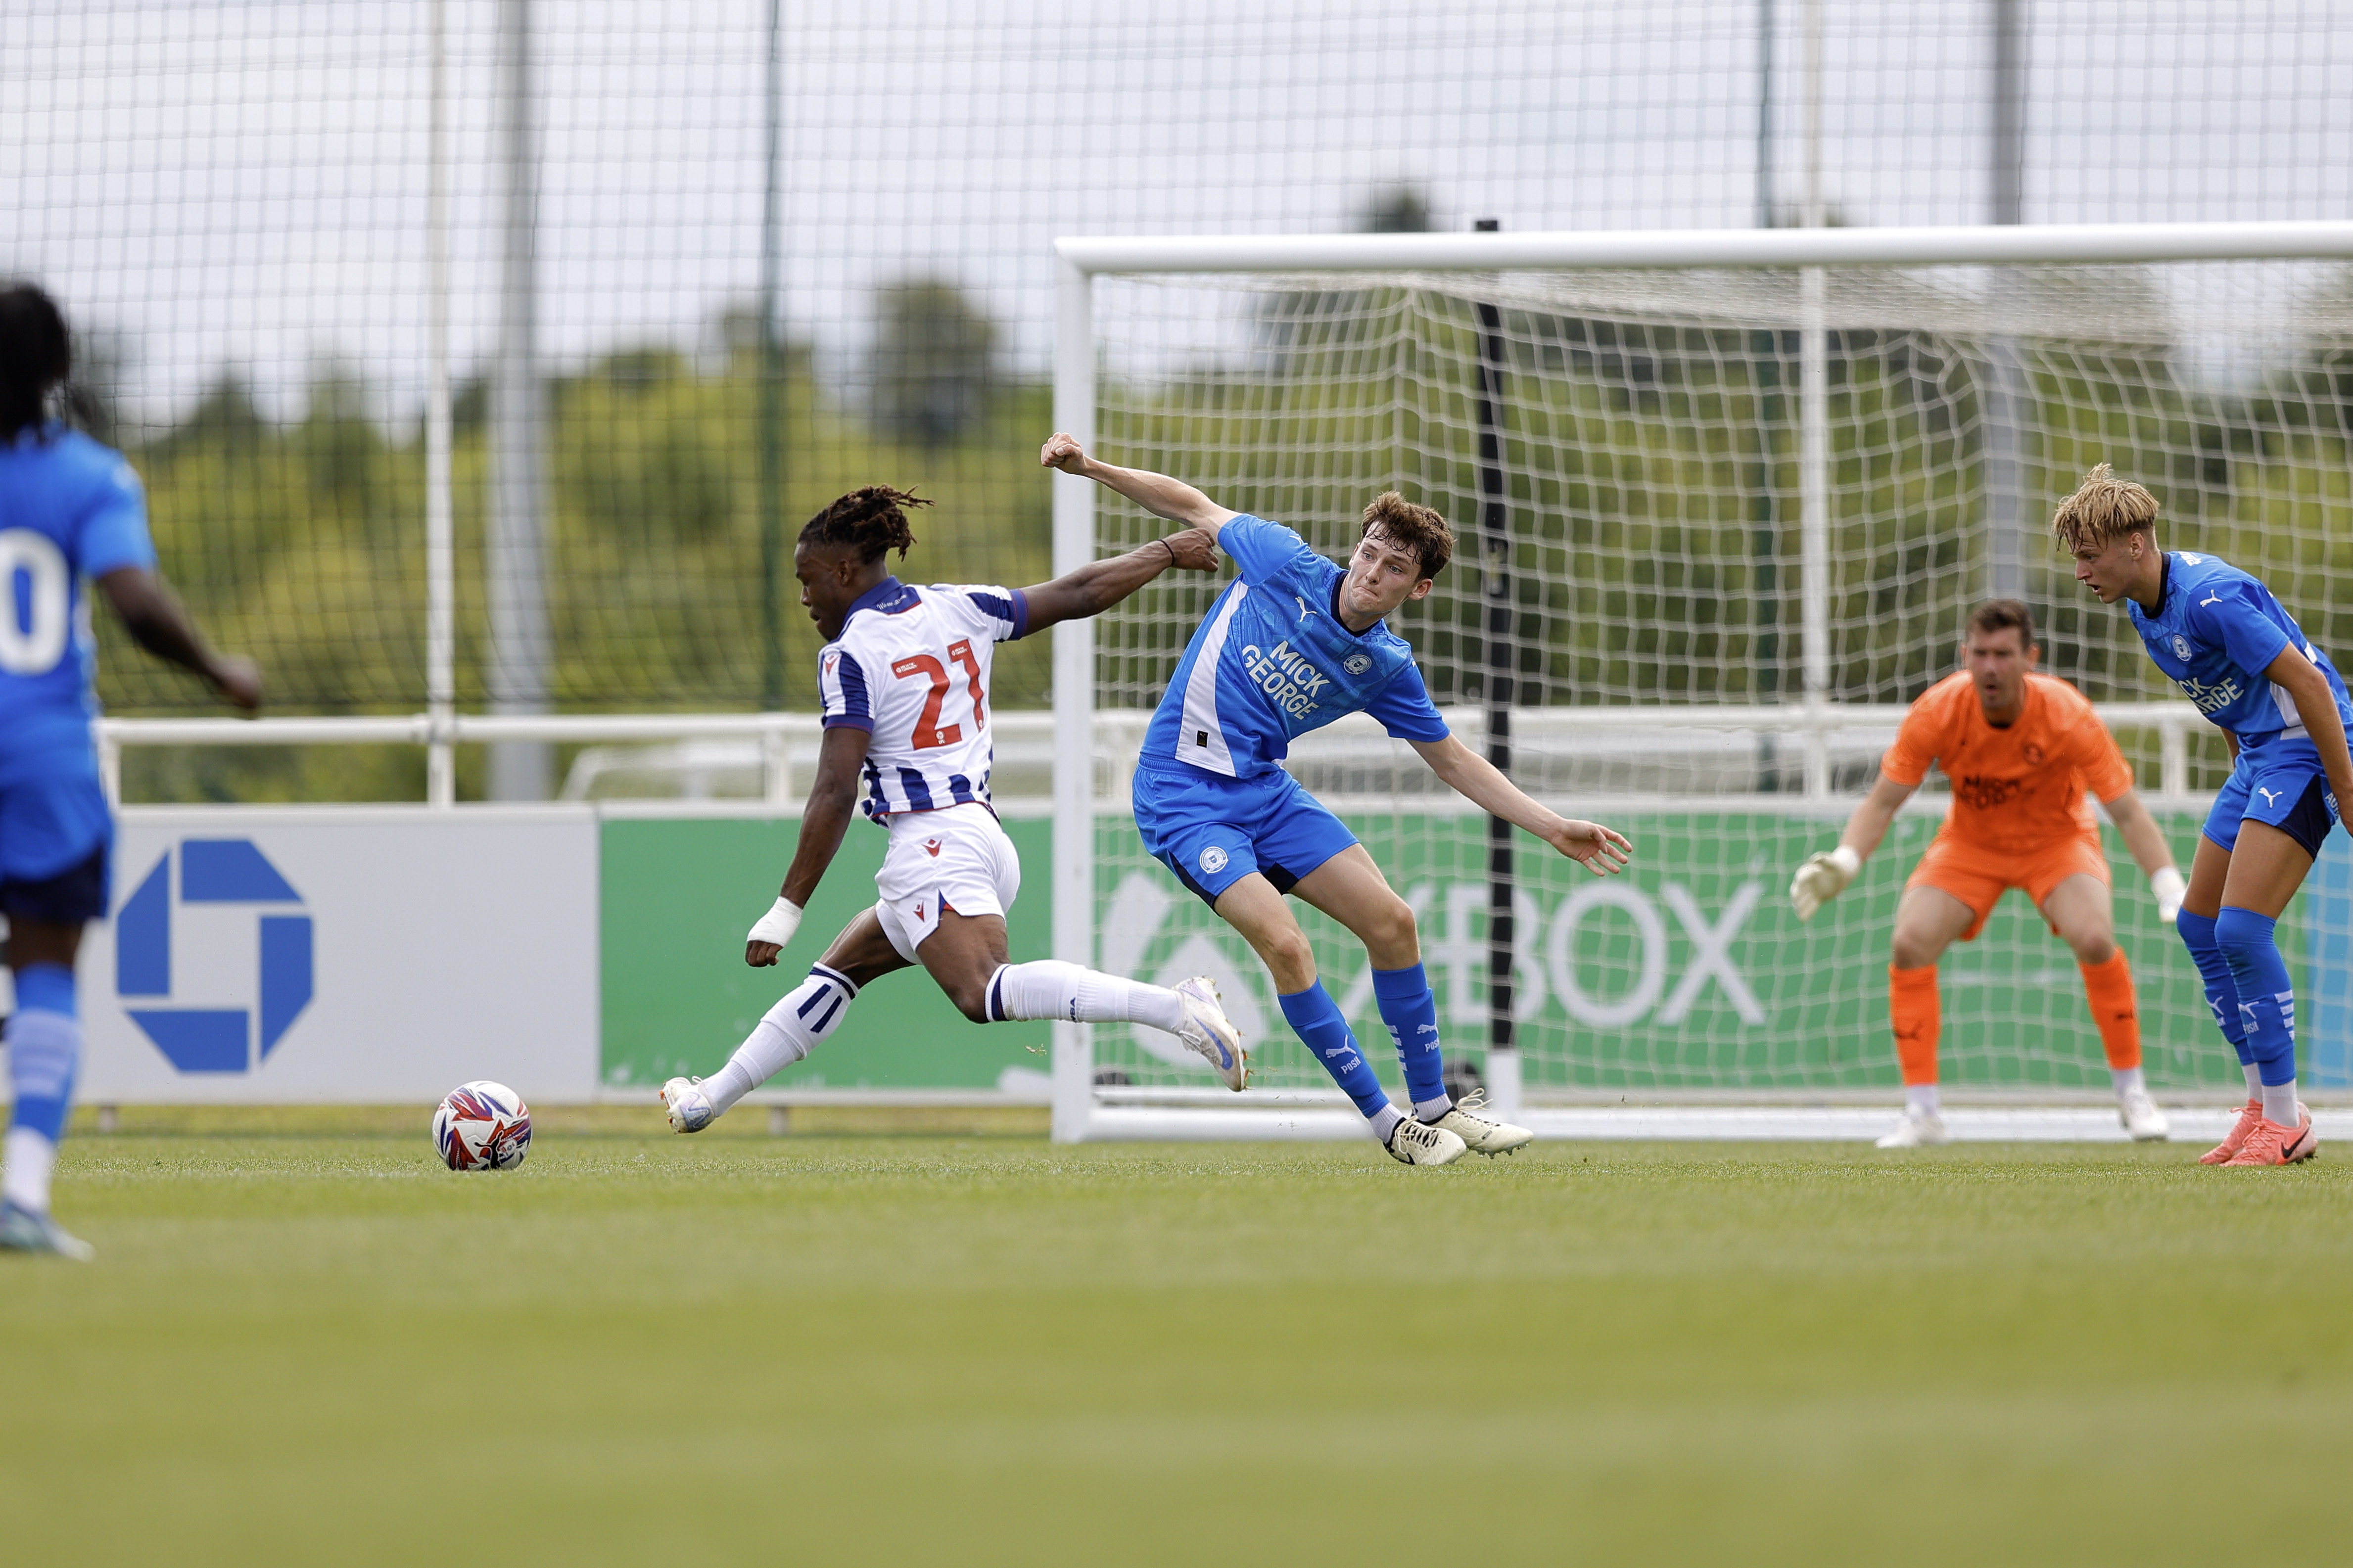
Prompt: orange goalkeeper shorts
<box><xmin>1904</xmin><ymin>830</ymin><xmax>2111</xmax><ymax>942</ymax></box>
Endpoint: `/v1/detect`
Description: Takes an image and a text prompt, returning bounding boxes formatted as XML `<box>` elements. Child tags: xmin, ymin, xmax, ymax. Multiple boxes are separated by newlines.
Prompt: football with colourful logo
<box><xmin>431</xmin><ymin>1081</ymin><xmax>532</xmax><ymax>1171</ymax></box>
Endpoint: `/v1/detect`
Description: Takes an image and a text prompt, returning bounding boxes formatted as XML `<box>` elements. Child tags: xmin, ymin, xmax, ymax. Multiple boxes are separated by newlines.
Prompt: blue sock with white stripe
<box><xmin>1370</xmin><ymin>964</ymin><xmax>1449</xmax><ymax>1119</ymax></box>
<box><xmin>2214</xmin><ymin>906</ymin><xmax>2301</xmax><ymax>1125</ymax></box>
<box><xmin>1279</xmin><ymin>982</ymin><xmax>1401</xmax><ymax>1141</ymax></box>
<box><xmin>5</xmin><ymin>964</ymin><xmax>82</xmax><ymax>1216</ymax></box>
<box><xmin>2175</xmin><ymin>909</ymin><xmax>2256</xmax><ymax>1072</ymax></box>
<box><xmin>704</xmin><ymin>964</ymin><xmax>858</xmax><ymax>1115</ymax></box>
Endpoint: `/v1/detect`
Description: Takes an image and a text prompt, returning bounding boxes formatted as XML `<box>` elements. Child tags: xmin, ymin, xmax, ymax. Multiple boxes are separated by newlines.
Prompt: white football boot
<box><xmin>1875</xmin><ymin>1109</ymin><xmax>1951</xmax><ymax>1149</ymax></box>
<box><xmin>1427</xmin><ymin>1089</ymin><xmax>1533</xmax><ymax>1157</ymax></box>
<box><xmin>1172</xmin><ymin>976</ymin><xmax>1248</xmax><ymax>1091</ymax></box>
<box><xmin>660</xmin><ymin>1076</ymin><xmax>717</xmax><ymax>1134</ymax></box>
<box><xmin>0</xmin><ymin>1200</ymin><xmax>94</xmax><ymax>1261</ymax></box>
<box><xmin>2118</xmin><ymin>1089</ymin><xmax>2171</xmax><ymax>1142</ymax></box>
<box><xmin>1385</xmin><ymin>1116</ymin><xmax>1467</xmax><ymax>1167</ymax></box>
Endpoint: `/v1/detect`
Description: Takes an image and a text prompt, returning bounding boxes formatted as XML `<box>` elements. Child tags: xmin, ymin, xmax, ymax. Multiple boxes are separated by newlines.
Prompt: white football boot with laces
<box><xmin>2118</xmin><ymin>1089</ymin><xmax>2171</xmax><ymax>1142</ymax></box>
<box><xmin>1385</xmin><ymin>1116</ymin><xmax>1467</xmax><ymax>1167</ymax></box>
<box><xmin>1427</xmin><ymin>1089</ymin><xmax>1533</xmax><ymax>1156</ymax></box>
<box><xmin>660</xmin><ymin>1076</ymin><xmax>717</xmax><ymax>1134</ymax></box>
<box><xmin>1172</xmin><ymin>976</ymin><xmax>1248</xmax><ymax>1091</ymax></box>
<box><xmin>1875</xmin><ymin>1109</ymin><xmax>1951</xmax><ymax>1149</ymax></box>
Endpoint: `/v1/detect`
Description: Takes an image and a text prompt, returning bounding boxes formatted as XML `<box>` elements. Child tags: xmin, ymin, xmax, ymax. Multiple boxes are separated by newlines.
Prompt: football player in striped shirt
<box><xmin>1044</xmin><ymin>434</ymin><xmax>1632</xmax><ymax>1167</ymax></box>
<box><xmin>662</xmin><ymin>486</ymin><xmax>1243</xmax><ymax>1132</ymax></box>
<box><xmin>2058</xmin><ymin>464</ymin><xmax>2353</xmax><ymax>1166</ymax></box>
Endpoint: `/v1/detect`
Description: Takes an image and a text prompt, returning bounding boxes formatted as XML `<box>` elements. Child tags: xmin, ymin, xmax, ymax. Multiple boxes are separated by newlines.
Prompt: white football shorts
<box><xmin>873</xmin><ymin>802</ymin><xmax>1023</xmax><ymax>962</ymax></box>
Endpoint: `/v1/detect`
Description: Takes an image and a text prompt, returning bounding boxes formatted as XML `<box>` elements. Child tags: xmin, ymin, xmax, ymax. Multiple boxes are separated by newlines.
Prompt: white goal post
<box><xmin>1049</xmin><ymin>221</ymin><xmax>2353</xmax><ymax>1145</ymax></box>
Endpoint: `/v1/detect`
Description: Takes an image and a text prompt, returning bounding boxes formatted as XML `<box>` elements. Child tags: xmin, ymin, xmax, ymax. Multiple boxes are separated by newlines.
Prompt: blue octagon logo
<box><xmin>116</xmin><ymin>839</ymin><xmax>314</xmax><ymax>1074</ymax></box>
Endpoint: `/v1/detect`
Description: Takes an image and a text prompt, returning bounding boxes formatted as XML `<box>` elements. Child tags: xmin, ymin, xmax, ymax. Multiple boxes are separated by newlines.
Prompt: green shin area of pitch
<box><xmin>4</xmin><ymin>1131</ymin><xmax>2346</xmax><ymax>1566</ymax></box>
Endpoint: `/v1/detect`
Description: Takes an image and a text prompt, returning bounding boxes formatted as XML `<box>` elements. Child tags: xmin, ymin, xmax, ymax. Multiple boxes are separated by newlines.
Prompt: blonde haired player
<box><xmin>1789</xmin><ymin>600</ymin><xmax>2183</xmax><ymax>1148</ymax></box>
<box><xmin>2058</xmin><ymin>464</ymin><xmax>2352</xmax><ymax>1167</ymax></box>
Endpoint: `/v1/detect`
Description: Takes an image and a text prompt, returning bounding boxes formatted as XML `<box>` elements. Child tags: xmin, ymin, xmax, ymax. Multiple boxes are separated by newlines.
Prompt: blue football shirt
<box><xmin>0</xmin><ymin>424</ymin><xmax>157</xmax><ymax>764</ymax></box>
<box><xmin>1142</xmin><ymin>515</ymin><xmax>1449</xmax><ymax>779</ymax></box>
<box><xmin>2127</xmin><ymin>550</ymin><xmax>2352</xmax><ymax>749</ymax></box>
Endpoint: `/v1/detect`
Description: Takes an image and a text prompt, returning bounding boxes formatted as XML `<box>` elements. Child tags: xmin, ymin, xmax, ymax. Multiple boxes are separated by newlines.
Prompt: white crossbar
<box><xmin>1057</xmin><ymin>219</ymin><xmax>2353</xmax><ymax>277</ymax></box>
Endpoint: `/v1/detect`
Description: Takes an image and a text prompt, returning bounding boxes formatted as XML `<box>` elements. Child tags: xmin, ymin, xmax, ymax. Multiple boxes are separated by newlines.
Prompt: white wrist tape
<box><xmin>1826</xmin><ymin>844</ymin><xmax>1862</xmax><ymax>879</ymax></box>
<box><xmin>746</xmin><ymin>897</ymin><xmax>803</xmax><ymax>949</ymax></box>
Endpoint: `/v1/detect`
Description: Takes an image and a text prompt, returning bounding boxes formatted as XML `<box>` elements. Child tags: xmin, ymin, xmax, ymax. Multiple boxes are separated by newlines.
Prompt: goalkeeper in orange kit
<box><xmin>1788</xmin><ymin>600</ymin><xmax>2186</xmax><ymax>1147</ymax></box>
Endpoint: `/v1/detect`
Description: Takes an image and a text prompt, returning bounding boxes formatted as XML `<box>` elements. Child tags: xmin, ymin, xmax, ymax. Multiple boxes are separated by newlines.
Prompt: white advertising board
<box><xmin>70</xmin><ymin>807</ymin><xmax>599</xmax><ymax>1104</ymax></box>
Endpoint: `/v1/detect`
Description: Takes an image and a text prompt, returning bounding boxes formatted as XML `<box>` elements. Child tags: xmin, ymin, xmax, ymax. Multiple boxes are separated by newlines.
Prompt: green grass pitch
<box><xmin>3</xmin><ymin>1112</ymin><xmax>2348</xmax><ymax>1566</ymax></box>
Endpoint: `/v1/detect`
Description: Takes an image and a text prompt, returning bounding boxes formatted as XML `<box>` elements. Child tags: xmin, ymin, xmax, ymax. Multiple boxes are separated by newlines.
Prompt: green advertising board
<box><xmin>604</xmin><ymin>806</ymin><xmax>2351</xmax><ymax>1095</ymax></box>
<box><xmin>1087</xmin><ymin>807</ymin><xmax>2306</xmax><ymax>1095</ymax></box>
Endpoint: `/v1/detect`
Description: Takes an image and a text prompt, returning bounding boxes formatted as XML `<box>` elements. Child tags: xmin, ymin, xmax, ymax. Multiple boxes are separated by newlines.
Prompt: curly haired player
<box><xmin>2056</xmin><ymin>464</ymin><xmax>2352</xmax><ymax>1167</ymax></box>
<box><xmin>0</xmin><ymin>283</ymin><xmax>262</xmax><ymax>1257</ymax></box>
<box><xmin>1044</xmin><ymin>434</ymin><xmax>1632</xmax><ymax>1167</ymax></box>
<box><xmin>1789</xmin><ymin>600</ymin><xmax>2183</xmax><ymax>1148</ymax></box>
<box><xmin>661</xmin><ymin>486</ymin><xmax>1246</xmax><ymax>1133</ymax></box>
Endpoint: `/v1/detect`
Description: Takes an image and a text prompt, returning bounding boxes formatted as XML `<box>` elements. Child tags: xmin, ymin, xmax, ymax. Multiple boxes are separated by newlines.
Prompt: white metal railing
<box><xmin>96</xmin><ymin>700</ymin><xmax>2208</xmax><ymax>807</ymax></box>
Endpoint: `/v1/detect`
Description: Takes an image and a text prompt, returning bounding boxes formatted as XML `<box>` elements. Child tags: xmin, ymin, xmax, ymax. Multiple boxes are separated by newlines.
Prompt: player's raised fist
<box><xmin>212</xmin><ymin>654</ymin><xmax>264</xmax><ymax>711</ymax></box>
<box><xmin>1789</xmin><ymin>845</ymin><xmax>1860</xmax><ymax>921</ymax></box>
<box><xmin>1162</xmin><ymin>528</ymin><xmax>1218</xmax><ymax>571</ymax></box>
<box><xmin>1040</xmin><ymin>432</ymin><xmax>1089</xmax><ymax>473</ymax></box>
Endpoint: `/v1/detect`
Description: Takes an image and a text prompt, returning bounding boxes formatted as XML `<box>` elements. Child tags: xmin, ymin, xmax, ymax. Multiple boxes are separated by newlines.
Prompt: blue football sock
<box><xmin>1278</xmin><ymin>981</ymin><xmax>1392</xmax><ymax>1123</ymax></box>
<box><xmin>2175</xmin><ymin>910</ymin><xmax>2254</xmax><ymax>1068</ymax></box>
<box><xmin>8</xmin><ymin>964</ymin><xmax>82</xmax><ymax>1147</ymax></box>
<box><xmin>1370</xmin><ymin>963</ymin><xmax>1448</xmax><ymax>1115</ymax></box>
<box><xmin>2214</xmin><ymin>906</ymin><xmax>2297</xmax><ymax>1087</ymax></box>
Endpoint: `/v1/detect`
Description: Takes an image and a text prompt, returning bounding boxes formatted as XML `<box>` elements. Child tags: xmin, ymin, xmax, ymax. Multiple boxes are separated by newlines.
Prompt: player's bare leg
<box><xmin>1213</xmin><ymin>872</ymin><xmax>1463</xmax><ymax>1165</ymax></box>
<box><xmin>922</xmin><ymin>909</ymin><xmax>1247</xmax><ymax>1089</ymax></box>
<box><xmin>1290</xmin><ymin>846</ymin><xmax>1530</xmax><ymax>1156</ymax></box>
<box><xmin>2037</xmin><ymin>872</ymin><xmax>2169</xmax><ymax>1141</ymax></box>
<box><xmin>1877</xmin><ymin>887</ymin><xmax>1975</xmax><ymax>1149</ymax></box>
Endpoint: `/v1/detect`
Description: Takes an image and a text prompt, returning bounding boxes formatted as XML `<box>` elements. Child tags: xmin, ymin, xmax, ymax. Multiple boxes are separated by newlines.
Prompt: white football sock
<box><xmin>2261</xmin><ymin>1078</ymin><xmax>2300</xmax><ymax>1128</ymax></box>
<box><xmin>2110</xmin><ymin>1064</ymin><xmax>2146</xmax><ymax>1101</ymax></box>
<box><xmin>1368</xmin><ymin>1103</ymin><xmax>1406</xmax><ymax>1145</ymax></box>
<box><xmin>985</xmin><ymin>960</ymin><xmax>1187</xmax><ymax>1033</ymax></box>
<box><xmin>705</xmin><ymin>964</ymin><xmax>859</xmax><ymax>1115</ymax></box>
<box><xmin>3</xmin><ymin>1128</ymin><xmax>58</xmax><ymax>1215</ymax></box>
<box><xmin>1412</xmin><ymin>1095</ymin><xmax>1453</xmax><ymax>1123</ymax></box>
<box><xmin>2242</xmin><ymin>1062</ymin><xmax>2264</xmax><ymax>1097</ymax></box>
<box><xmin>1905</xmin><ymin>1083</ymin><xmax>1940</xmax><ymax>1118</ymax></box>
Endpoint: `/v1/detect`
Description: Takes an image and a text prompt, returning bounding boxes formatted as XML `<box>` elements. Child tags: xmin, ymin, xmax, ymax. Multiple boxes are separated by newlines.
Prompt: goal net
<box><xmin>1048</xmin><ymin>224</ymin><xmax>2353</xmax><ymax>1140</ymax></box>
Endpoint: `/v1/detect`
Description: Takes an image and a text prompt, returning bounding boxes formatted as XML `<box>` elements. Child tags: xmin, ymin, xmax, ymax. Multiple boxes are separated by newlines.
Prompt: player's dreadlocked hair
<box><xmin>0</xmin><ymin>282</ymin><xmax>73</xmax><ymax>444</ymax></box>
<box><xmin>2049</xmin><ymin>462</ymin><xmax>2160</xmax><ymax>552</ymax></box>
<box><xmin>799</xmin><ymin>485</ymin><xmax>930</xmax><ymax>563</ymax></box>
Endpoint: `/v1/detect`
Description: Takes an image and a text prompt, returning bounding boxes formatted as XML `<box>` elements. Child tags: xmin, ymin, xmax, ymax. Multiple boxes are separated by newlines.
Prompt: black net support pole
<box><xmin>1471</xmin><ymin>218</ymin><xmax>1515</xmax><ymax>1069</ymax></box>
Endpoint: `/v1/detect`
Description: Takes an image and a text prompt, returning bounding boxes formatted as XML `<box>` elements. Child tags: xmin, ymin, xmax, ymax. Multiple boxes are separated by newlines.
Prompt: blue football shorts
<box><xmin>2205</xmin><ymin>737</ymin><xmax>2340</xmax><ymax>859</ymax></box>
<box><xmin>1131</xmin><ymin>762</ymin><xmax>1359</xmax><ymax>906</ymax></box>
<box><xmin>0</xmin><ymin>753</ymin><xmax>114</xmax><ymax>923</ymax></box>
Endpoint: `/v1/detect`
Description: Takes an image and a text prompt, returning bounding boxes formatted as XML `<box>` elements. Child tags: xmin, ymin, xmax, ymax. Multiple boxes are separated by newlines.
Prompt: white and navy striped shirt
<box><xmin>817</xmin><ymin>577</ymin><xmax>1030</xmax><ymax>820</ymax></box>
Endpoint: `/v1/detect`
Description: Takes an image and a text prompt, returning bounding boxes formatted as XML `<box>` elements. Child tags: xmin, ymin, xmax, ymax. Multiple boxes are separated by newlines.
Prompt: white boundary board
<box><xmin>70</xmin><ymin>807</ymin><xmax>599</xmax><ymax>1105</ymax></box>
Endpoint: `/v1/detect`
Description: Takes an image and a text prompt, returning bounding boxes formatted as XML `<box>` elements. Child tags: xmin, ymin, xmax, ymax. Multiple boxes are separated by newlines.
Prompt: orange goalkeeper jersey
<box><xmin>1880</xmin><ymin>672</ymin><xmax>2134</xmax><ymax>853</ymax></box>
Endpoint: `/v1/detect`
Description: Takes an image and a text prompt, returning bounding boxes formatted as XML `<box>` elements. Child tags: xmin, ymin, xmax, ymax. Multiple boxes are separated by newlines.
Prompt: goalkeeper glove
<box><xmin>746</xmin><ymin>896</ymin><xmax>804</xmax><ymax>950</ymax></box>
<box><xmin>2150</xmin><ymin>866</ymin><xmax>2187</xmax><ymax>925</ymax></box>
<box><xmin>1789</xmin><ymin>844</ymin><xmax>1861</xmax><ymax>922</ymax></box>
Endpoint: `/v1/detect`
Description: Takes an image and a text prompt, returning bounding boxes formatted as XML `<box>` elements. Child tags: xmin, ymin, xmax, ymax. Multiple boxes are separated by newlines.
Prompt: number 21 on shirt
<box><xmin>892</xmin><ymin>637</ymin><xmax>986</xmax><ymax>750</ymax></box>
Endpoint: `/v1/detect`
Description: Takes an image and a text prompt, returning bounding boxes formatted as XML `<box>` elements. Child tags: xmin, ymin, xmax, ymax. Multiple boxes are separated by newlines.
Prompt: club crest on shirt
<box><xmin>924</xmin><ymin>837</ymin><xmax>941</xmax><ymax>857</ymax></box>
<box><xmin>1344</xmin><ymin>653</ymin><xmax>1372</xmax><ymax>675</ymax></box>
<box><xmin>2171</xmin><ymin>634</ymin><xmax>2191</xmax><ymax>659</ymax></box>
<box><xmin>2022</xmin><ymin>743</ymin><xmax>2044</xmax><ymax>765</ymax></box>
